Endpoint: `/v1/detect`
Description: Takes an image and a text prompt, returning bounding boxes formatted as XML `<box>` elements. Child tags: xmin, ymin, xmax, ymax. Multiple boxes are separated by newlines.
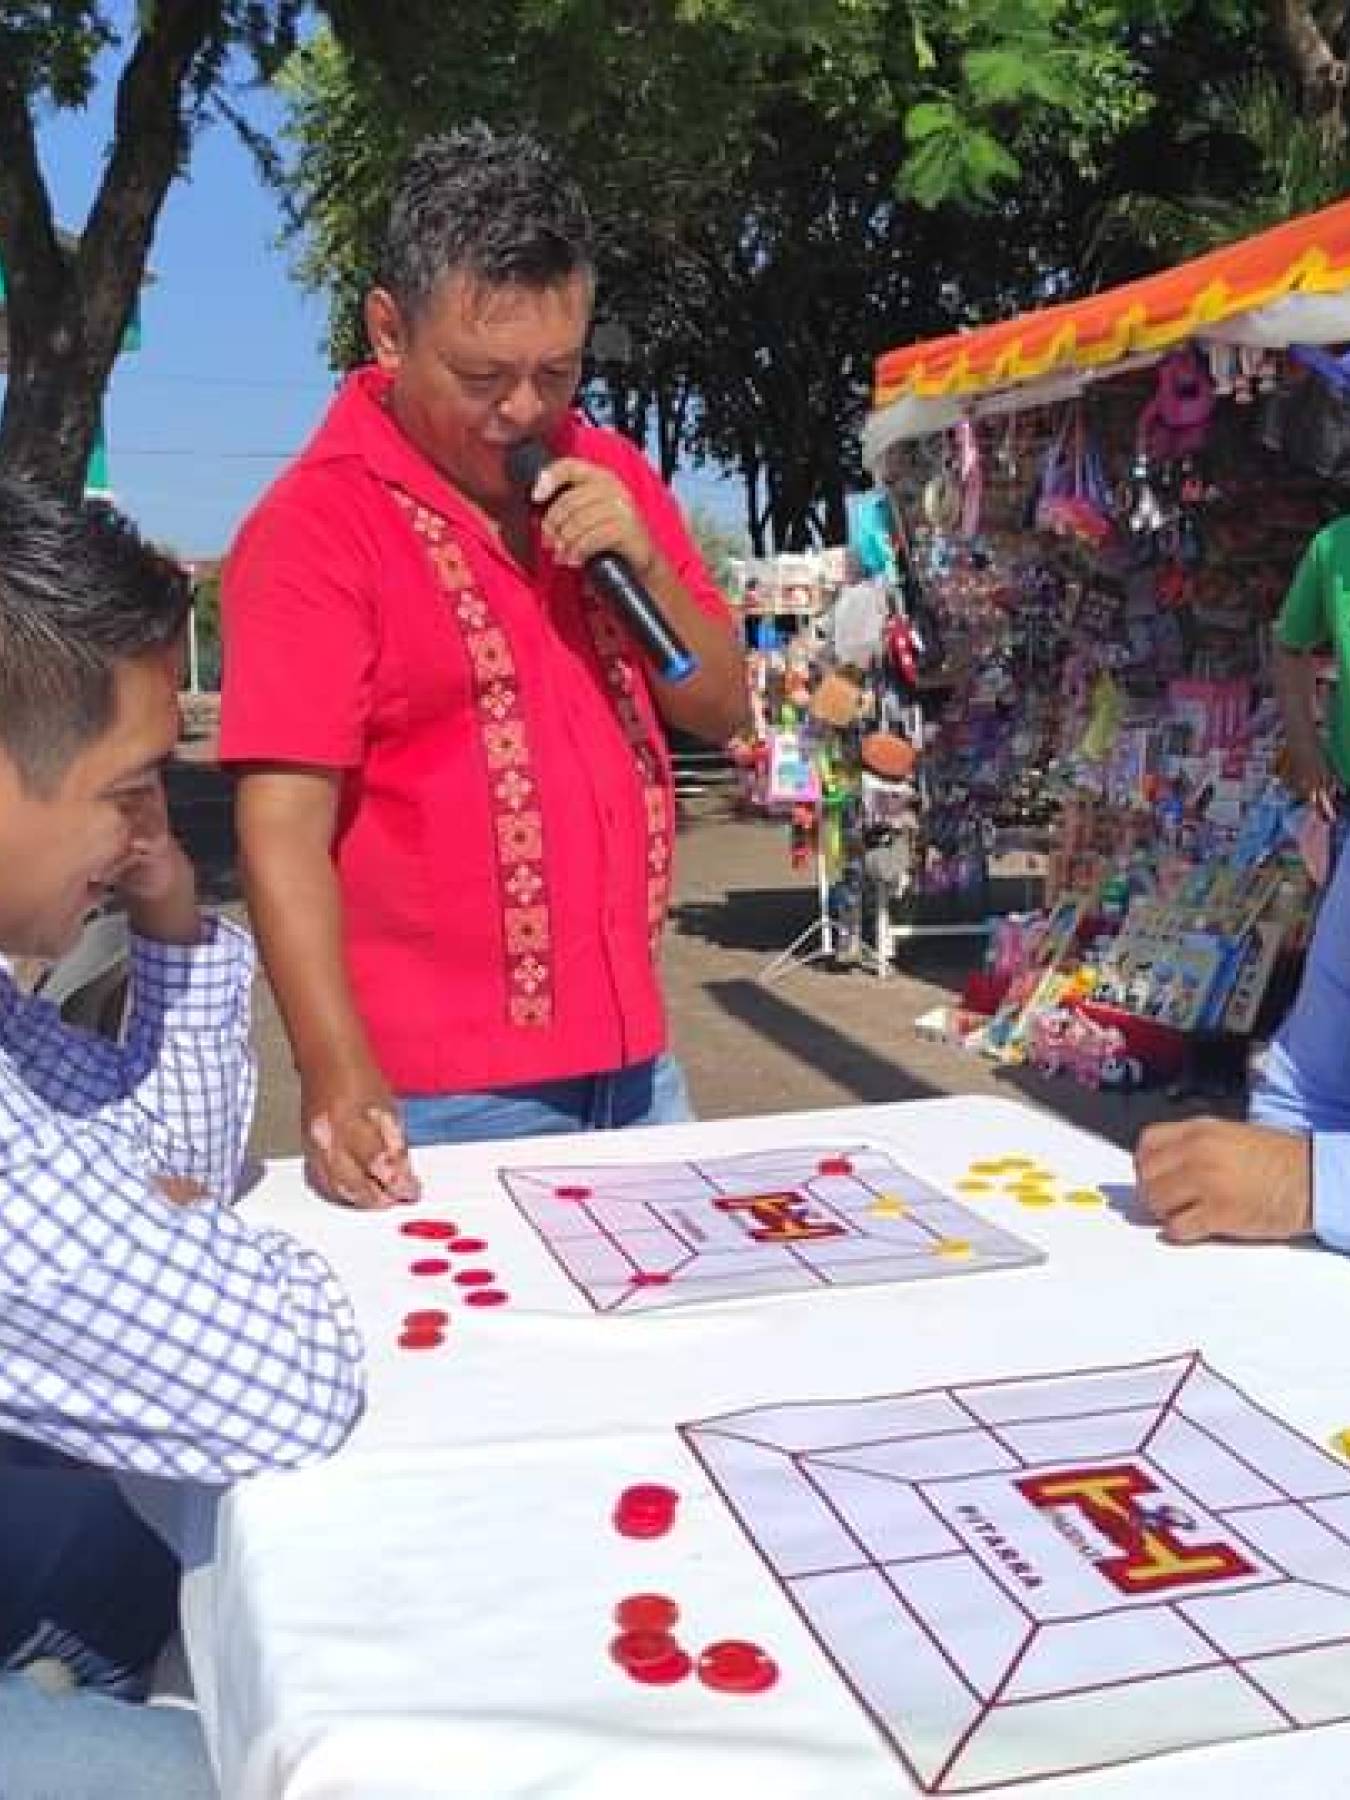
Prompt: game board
<box><xmin>682</xmin><ymin>1352</ymin><xmax>1350</xmax><ymax>1791</ymax></box>
<box><xmin>499</xmin><ymin>1143</ymin><xmax>1044</xmax><ymax>1313</ymax></box>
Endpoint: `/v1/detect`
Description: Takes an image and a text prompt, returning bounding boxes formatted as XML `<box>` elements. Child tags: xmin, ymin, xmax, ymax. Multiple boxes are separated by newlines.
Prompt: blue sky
<box><xmin>16</xmin><ymin>40</ymin><xmax>739</xmax><ymax>558</ymax></box>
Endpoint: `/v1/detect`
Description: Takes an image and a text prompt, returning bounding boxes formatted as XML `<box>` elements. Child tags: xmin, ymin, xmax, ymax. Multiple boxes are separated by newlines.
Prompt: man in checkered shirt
<box><xmin>0</xmin><ymin>479</ymin><xmax>365</xmax><ymax>1797</ymax></box>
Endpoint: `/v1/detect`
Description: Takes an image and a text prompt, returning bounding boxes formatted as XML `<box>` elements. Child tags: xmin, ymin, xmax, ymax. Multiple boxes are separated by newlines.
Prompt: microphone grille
<box><xmin>505</xmin><ymin>439</ymin><xmax>551</xmax><ymax>492</ymax></box>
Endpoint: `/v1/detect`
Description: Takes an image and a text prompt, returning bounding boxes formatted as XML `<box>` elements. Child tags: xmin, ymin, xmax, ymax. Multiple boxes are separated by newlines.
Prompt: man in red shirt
<box><xmin>220</xmin><ymin>126</ymin><xmax>746</xmax><ymax>1206</ymax></box>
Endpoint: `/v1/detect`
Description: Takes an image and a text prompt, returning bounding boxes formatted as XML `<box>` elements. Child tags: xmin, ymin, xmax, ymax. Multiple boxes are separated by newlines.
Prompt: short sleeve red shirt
<box><xmin>218</xmin><ymin>369</ymin><xmax>732</xmax><ymax>1095</ymax></box>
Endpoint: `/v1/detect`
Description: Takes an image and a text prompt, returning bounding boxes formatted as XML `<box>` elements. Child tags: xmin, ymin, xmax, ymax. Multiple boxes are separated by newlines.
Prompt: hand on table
<box><xmin>303</xmin><ymin>1072</ymin><xmax>421</xmax><ymax>1210</ymax></box>
<box><xmin>1135</xmin><ymin>1117</ymin><xmax>1313</xmax><ymax>1244</ymax></box>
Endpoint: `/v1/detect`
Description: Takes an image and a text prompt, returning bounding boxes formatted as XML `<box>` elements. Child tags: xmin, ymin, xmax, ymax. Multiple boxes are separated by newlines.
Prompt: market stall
<box><xmin>827</xmin><ymin>199</ymin><xmax>1350</xmax><ymax>1085</ymax></box>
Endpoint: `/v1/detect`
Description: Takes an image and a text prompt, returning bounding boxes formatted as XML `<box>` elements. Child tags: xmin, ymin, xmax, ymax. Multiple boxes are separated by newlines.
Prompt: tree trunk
<box><xmin>0</xmin><ymin>0</ymin><xmax>222</xmax><ymax>499</ymax></box>
<box><xmin>1269</xmin><ymin>0</ymin><xmax>1347</xmax><ymax>139</ymax></box>
<box><xmin>0</xmin><ymin>303</ymin><xmax>109</xmax><ymax>494</ymax></box>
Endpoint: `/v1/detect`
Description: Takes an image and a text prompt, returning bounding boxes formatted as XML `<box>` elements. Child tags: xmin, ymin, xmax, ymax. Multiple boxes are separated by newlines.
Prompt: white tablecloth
<box><xmin>181</xmin><ymin>1097</ymin><xmax>1350</xmax><ymax>1799</ymax></box>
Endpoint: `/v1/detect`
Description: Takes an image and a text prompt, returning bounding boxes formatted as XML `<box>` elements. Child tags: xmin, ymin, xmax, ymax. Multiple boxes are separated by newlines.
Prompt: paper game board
<box><xmin>499</xmin><ymin>1143</ymin><xmax>1044</xmax><ymax>1314</ymax></box>
<box><xmin>682</xmin><ymin>1353</ymin><xmax>1350</xmax><ymax>1790</ymax></box>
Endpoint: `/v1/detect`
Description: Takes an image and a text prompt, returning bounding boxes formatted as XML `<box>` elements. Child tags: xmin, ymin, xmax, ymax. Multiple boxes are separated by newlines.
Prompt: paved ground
<box><xmin>165</xmin><ymin>730</ymin><xmax>1241</xmax><ymax>1165</ymax></box>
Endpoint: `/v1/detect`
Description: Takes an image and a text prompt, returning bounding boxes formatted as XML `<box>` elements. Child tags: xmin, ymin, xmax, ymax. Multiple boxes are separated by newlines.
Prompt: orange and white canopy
<box><xmin>865</xmin><ymin>196</ymin><xmax>1350</xmax><ymax>463</ymax></box>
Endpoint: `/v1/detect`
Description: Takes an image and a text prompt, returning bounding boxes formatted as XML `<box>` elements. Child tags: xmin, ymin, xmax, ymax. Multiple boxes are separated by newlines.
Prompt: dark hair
<box><xmin>379</xmin><ymin>124</ymin><xmax>595</xmax><ymax>321</ymax></box>
<box><xmin>0</xmin><ymin>477</ymin><xmax>190</xmax><ymax>791</ymax></box>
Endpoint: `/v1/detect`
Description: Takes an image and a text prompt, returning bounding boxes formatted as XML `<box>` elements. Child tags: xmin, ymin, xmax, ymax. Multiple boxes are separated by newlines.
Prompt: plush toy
<box><xmin>1138</xmin><ymin>347</ymin><xmax>1215</xmax><ymax>462</ymax></box>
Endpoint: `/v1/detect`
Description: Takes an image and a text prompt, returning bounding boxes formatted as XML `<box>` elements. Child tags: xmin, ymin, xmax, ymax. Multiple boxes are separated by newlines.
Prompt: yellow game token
<box><xmin>1066</xmin><ymin>1188</ymin><xmax>1105</xmax><ymax>1207</ymax></box>
<box><xmin>967</xmin><ymin>1161</ymin><xmax>1007</xmax><ymax>1176</ymax></box>
<box><xmin>956</xmin><ymin>1180</ymin><xmax>994</xmax><ymax>1195</ymax></box>
<box><xmin>999</xmin><ymin>1157</ymin><xmax>1037</xmax><ymax>1171</ymax></box>
<box><xmin>933</xmin><ymin>1238</ymin><xmax>974</xmax><ymax>1258</ymax></box>
<box><xmin>1332</xmin><ymin>1429</ymin><xmax>1350</xmax><ymax>1461</ymax></box>
<box><xmin>1013</xmin><ymin>1188</ymin><xmax>1056</xmax><ymax>1207</ymax></box>
<box><xmin>869</xmin><ymin>1199</ymin><xmax>907</xmax><ymax>1219</ymax></box>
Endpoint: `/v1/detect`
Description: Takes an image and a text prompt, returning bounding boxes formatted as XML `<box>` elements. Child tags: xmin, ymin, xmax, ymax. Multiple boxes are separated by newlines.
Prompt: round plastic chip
<box><xmin>611</xmin><ymin>1629</ymin><xmax>692</xmax><ymax>1685</ymax></box>
<box><xmin>615</xmin><ymin>1594</ymin><xmax>680</xmax><ymax>1632</ymax></box>
<box><xmin>696</xmin><ymin>1639</ymin><xmax>779</xmax><ymax>1694</ymax></box>
<box><xmin>613</xmin><ymin>1483</ymin><xmax>679</xmax><ymax>1539</ymax></box>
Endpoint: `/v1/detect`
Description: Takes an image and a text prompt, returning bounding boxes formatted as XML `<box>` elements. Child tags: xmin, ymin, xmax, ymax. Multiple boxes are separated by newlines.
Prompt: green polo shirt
<box><xmin>1276</xmin><ymin>517</ymin><xmax>1350</xmax><ymax>786</ymax></box>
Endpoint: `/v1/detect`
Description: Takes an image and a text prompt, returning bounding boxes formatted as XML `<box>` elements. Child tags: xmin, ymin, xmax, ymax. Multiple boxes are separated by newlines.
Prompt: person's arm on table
<box><xmin>0</xmin><ymin>801</ymin><xmax>365</xmax><ymax>1477</ymax></box>
<box><xmin>1137</xmin><ymin>830</ymin><xmax>1350</xmax><ymax>1247</ymax></box>
<box><xmin>0</xmin><ymin>1137</ymin><xmax>365</xmax><ymax>1478</ymax></box>
<box><xmin>531</xmin><ymin>455</ymin><xmax>748</xmax><ymax>744</ymax></box>
<box><xmin>236</xmin><ymin>765</ymin><xmax>419</xmax><ymax>1210</ymax></box>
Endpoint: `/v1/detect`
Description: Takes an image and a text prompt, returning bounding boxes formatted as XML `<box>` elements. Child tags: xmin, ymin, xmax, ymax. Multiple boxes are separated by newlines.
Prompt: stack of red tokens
<box><xmin>816</xmin><ymin>1155</ymin><xmax>853</xmax><ymax>1177</ymax></box>
<box><xmin>612</xmin><ymin>1484</ymin><xmax>679</xmax><ymax>1539</ymax></box>
<box><xmin>609</xmin><ymin>1596</ymin><xmax>778</xmax><ymax>1694</ymax></box>
<box><xmin>610</xmin><ymin>1625</ymin><xmax>691</xmax><ymax>1686</ymax></box>
<box><xmin>398</xmin><ymin>1308</ymin><xmax>449</xmax><ymax>1350</ymax></box>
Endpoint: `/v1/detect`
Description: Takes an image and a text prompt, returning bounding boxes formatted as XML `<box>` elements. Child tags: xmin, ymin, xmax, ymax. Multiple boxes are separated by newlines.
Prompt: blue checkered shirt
<box><xmin>0</xmin><ymin>916</ymin><xmax>364</xmax><ymax>1482</ymax></box>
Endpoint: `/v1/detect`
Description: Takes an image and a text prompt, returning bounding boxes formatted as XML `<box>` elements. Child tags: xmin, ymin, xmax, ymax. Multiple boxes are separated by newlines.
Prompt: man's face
<box><xmin>367</xmin><ymin>270</ymin><xmax>592</xmax><ymax>509</ymax></box>
<box><xmin>0</xmin><ymin>650</ymin><xmax>180</xmax><ymax>961</ymax></box>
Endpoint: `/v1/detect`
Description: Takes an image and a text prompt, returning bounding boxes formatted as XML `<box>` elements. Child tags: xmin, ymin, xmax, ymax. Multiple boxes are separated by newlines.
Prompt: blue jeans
<box><xmin>402</xmin><ymin>1052</ymin><xmax>693</xmax><ymax>1146</ymax></box>
<box><xmin>0</xmin><ymin>1675</ymin><xmax>215</xmax><ymax>1799</ymax></box>
<box><xmin>0</xmin><ymin>1448</ymin><xmax>216</xmax><ymax>1796</ymax></box>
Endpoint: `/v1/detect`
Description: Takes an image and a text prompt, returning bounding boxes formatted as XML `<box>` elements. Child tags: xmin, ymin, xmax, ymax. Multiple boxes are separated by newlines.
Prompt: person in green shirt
<box><xmin>1274</xmin><ymin>517</ymin><xmax>1350</xmax><ymax>821</ymax></box>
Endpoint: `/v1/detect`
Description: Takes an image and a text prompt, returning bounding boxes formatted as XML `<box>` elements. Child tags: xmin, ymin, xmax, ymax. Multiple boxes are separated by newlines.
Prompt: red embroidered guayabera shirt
<box><xmin>219</xmin><ymin>369</ymin><xmax>731</xmax><ymax>1095</ymax></box>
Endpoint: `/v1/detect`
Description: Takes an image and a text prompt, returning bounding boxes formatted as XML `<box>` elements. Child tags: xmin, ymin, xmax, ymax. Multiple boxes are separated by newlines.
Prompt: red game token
<box><xmin>403</xmin><ymin>1309</ymin><xmax>449</xmax><ymax>1328</ymax></box>
<box><xmin>453</xmin><ymin>1269</ymin><xmax>495</xmax><ymax>1287</ymax></box>
<box><xmin>463</xmin><ymin>1288</ymin><xmax>509</xmax><ymax>1307</ymax></box>
<box><xmin>448</xmin><ymin>1237</ymin><xmax>488</xmax><ymax>1254</ymax></box>
<box><xmin>613</xmin><ymin>1483</ymin><xmax>679</xmax><ymax>1539</ymax></box>
<box><xmin>399</xmin><ymin>1220</ymin><xmax>459</xmax><ymax>1240</ymax></box>
<box><xmin>696</xmin><ymin>1640</ymin><xmax>779</xmax><ymax>1694</ymax></box>
<box><xmin>409</xmin><ymin>1258</ymin><xmax>451</xmax><ymax>1277</ymax></box>
<box><xmin>554</xmin><ymin>1184</ymin><xmax>592</xmax><ymax>1201</ymax></box>
<box><xmin>630</xmin><ymin>1271</ymin><xmax>672</xmax><ymax>1287</ymax></box>
<box><xmin>615</xmin><ymin>1594</ymin><xmax>680</xmax><ymax>1632</ymax></box>
<box><xmin>397</xmin><ymin>1329</ymin><xmax>445</xmax><ymax>1351</ymax></box>
<box><xmin>817</xmin><ymin>1156</ymin><xmax>853</xmax><ymax>1176</ymax></box>
<box><xmin>610</xmin><ymin>1630</ymin><xmax>691</xmax><ymax>1686</ymax></box>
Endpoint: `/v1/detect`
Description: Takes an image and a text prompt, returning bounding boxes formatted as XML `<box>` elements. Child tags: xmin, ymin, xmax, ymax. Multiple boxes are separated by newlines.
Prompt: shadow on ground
<box><xmin>673</xmin><ymin>893</ymin><xmax>972</xmax><ymax>1003</ymax></box>
<box><xmin>704</xmin><ymin>978</ymin><xmax>948</xmax><ymax>1106</ymax></box>
<box><xmin>990</xmin><ymin>1061</ymin><xmax>1244</xmax><ymax>1151</ymax></box>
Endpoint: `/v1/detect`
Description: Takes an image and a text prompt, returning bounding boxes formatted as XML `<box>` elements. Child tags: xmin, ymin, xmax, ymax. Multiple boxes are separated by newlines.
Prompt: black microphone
<box><xmin>505</xmin><ymin>438</ymin><xmax>697</xmax><ymax>684</ymax></box>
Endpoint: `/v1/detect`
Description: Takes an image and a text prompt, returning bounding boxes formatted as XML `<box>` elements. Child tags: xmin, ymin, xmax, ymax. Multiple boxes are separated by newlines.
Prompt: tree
<box><xmin>685</xmin><ymin>504</ymin><xmax>747</xmax><ymax>592</ymax></box>
<box><xmin>1269</xmin><ymin>0</ymin><xmax>1350</xmax><ymax>141</ymax></box>
<box><xmin>0</xmin><ymin>2</ymin><xmax>311</xmax><ymax>497</ymax></box>
<box><xmin>1083</xmin><ymin>3</ymin><xmax>1350</xmax><ymax>274</ymax></box>
<box><xmin>280</xmin><ymin>1</ymin><xmax>1177</xmax><ymax>548</ymax></box>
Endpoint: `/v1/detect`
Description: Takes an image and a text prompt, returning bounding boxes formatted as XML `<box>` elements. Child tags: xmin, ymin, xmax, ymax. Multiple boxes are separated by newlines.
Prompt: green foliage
<box><xmin>1093</xmin><ymin>71</ymin><xmax>1350</xmax><ymax>266</ymax></box>
<box><xmin>190</xmin><ymin>567</ymin><xmax>223</xmax><ymax>689</ymax></box>
<box><xmin>685</xmin><ymin>504</ymin><xmax>748</xmax><ymax>590</ymax></box>
<box><xmin>280</xmin><ymin>0</ymin><xmax>1187</xmax><ymax>546</ymax></box>
<box><xmin>0</xmin><ymin>3</ymin><xmax>114</xmax><ymax>107</ymax></box>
